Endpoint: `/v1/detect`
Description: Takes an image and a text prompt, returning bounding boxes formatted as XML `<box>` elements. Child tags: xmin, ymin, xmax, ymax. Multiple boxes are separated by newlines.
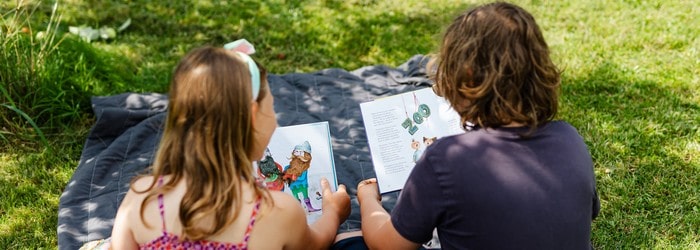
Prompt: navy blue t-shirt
<box><xmin>391</xmin><ymin>121</ymin><xmax>600</xmax><ymax>250</ymax></box>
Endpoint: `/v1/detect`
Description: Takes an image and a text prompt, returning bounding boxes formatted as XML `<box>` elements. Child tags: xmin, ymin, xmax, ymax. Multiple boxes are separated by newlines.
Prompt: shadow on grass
<box><xmin>10</xmin><ymin>1</ymin><xmax>699</xmax><ymax>249</ymax></box>
<box><xmin>560</xmin><ymin>62</ymin><xmax>700</xmax><ymax>248</ymax></box>
<box><xmin>0</xmin><ymin>147</ymin><xmax>79</xmax><ymax>248</ymax></box>
<box><xmin>1</xmin><ymin>31</ymin><xmax>139</xmax><ymax>146</ymax></box>
<box><xmin>0</xmin><ymin>180</ymin><xmax>60</xmax><ymax>248</ymax></box>
<box><xmin>50</xmin><ymin>0</ymin><xmax>472</xmax><ymax>81</ymax></box>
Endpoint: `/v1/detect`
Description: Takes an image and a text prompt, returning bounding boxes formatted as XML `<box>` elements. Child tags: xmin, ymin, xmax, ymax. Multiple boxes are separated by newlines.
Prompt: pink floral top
<box><xmin>139</xmin><ymin>178</ymin><xmax>261</xmax><ymax>250</ymax></box>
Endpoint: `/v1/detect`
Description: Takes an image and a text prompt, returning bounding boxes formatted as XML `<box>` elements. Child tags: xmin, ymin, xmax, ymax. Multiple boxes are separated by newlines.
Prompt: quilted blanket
<box><xmin>57</xmin><ymin>55</ymin><xmax>433</xmax><ymax>249</ymax></box>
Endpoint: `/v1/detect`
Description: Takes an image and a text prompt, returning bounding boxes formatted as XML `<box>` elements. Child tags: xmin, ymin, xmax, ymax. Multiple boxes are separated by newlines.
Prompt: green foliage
<box><xmin>68</xmin><ymin>18</ymin><xmax>130</xmax><ymax>42</ymax></box>
<box><xmin>0</xmin><ymin>2</ymin><xmax>136</xmax><ymax>147</ymax></box>
<box><xmin>0</xmin><ymin>0</ymin><xmax>698</xmax><ymax>249</ymax></box>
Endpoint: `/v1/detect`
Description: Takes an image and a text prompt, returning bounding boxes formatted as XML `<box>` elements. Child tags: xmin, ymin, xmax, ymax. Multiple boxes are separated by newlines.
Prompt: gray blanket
<box><xmin>57</xmin><ymin>55</ymin><xmax>432</xmax><ymax>249</ymax></box>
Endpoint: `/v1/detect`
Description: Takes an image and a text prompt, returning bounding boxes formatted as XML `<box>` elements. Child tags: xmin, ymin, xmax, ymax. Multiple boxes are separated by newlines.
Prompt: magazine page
<box><xmin>254</xmin><ymin>121</ymin><xmax>337</xmax><ymax>224</ymax></box>
<box><xmin>360</xmin><ymin>87</ymin><xmax>462</xmax><ymax>193</ymax></box>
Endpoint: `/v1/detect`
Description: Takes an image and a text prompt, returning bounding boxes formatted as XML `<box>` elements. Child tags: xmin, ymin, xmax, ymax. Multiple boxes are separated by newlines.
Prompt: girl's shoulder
<box><xmin>259</xmin><ymin>191</ymin><xmax>309</xmax><ymax>228</ymax></box>
<box><xmin>265</xmin><ymin>191</ymin><xmax>306</xmax><ymax>215</ymax></box>
<box><xmin>131</xmin><ymin>175</ymin><xmax>157</xmax><ymax>191</ymax></box>
<box><xmin>120</xmin><ymin>175</ymin><xmax>159</xmax><ymax>214</ymax></box>
<box><xmin>122</xmin><ymin>175</ymin><xmax>160</xmax><ymax>204</ymax></box>
<box><xmin>252</xmin><ymin>191</ymin><xmax>309</xmax><ymax>246</ymax></box>
<box><xmin>121</xmin><ymin>175</ymin><xmax>167</xmax><ymax>214</ymax></box>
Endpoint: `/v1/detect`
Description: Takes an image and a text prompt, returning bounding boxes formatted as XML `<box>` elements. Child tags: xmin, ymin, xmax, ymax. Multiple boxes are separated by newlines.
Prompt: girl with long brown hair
<box><xmin>111</xmin><ymin>43</ymin><xmax>350</xmax><ymax>249</ymax></box>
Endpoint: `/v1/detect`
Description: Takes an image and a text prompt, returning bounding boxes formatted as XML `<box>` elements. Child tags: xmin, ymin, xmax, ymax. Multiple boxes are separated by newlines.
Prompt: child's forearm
<box><xmin>359</xmin><ymin>197</ymin><xmax>391</xmax><ymax>247</ymax></box>
<box><xmin>308</xmin><ymin>212</ymin><xmax>342</xmax><ymax>249</ymax></box>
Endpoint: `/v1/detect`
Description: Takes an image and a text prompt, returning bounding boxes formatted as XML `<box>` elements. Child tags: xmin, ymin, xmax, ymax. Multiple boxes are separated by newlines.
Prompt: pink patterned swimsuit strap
<box><xmin>241</xmin><ymin>197</ymin><xmax>262</xmax><ymax>248</ymax></box>
<box><xmin>156</xmin><ymin>176</ymin><xmax>167</xmax><ymax>235</ymax></box>
<box><xmin>141</xmin><ymin>176</ymin><xmax>261</xmax><ymax>250</ymax></box>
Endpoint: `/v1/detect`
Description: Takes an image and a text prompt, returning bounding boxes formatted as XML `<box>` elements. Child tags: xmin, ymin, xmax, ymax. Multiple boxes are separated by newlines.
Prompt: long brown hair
<box><xmin>135</xmin><ymin>46</ymin><xmax>272</xmax><ymax>240</ymax></box>
<box><xmin>430</xmin><ymin>2</ymin><xmax>560</xmax><ymax>133</ymax></box>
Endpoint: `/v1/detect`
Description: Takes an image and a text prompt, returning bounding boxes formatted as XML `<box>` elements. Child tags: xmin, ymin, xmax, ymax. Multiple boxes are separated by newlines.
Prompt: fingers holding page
<box><xmin>320</xmin><ymin>178</ymin><xmax>351</xmax><ymax>221</ymax></box>
<box><xmin>320</xmin><ymin>177</ymin><xmax>333</xmax><ymax>197</ymax></box>
<box><xmin>358</xmin><ymin>178</ymin><xmax>377</xmax><ymax>187</ymax></box>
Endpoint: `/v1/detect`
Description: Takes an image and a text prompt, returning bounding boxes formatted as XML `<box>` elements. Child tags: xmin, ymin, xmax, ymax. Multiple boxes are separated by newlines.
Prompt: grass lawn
<box><xmin>1</xmin><ymin>0</ymin><xmax>698</xmax><ymax>248</ymax></box>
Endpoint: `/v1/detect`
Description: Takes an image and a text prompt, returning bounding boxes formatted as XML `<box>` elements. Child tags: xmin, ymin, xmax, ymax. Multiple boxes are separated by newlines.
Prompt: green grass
<box><xmin>1</xmin><ymin>0</ymin><xmax>698</xmax><ymax>248</ymax></box>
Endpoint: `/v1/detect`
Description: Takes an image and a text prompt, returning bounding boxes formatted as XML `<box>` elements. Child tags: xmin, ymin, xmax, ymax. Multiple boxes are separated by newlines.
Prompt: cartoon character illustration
<box><xmin>423</xmin><ymin>136</ymin><xmax>437</xmax><ymax>147</ymax></box>
<box><xmin>257</xmin><ymin>148</ymin><xmax>285</xmax><ymax>191</ymax></box>
<box><xmin>283</xmin><ymin>141</ymin><xmax>321</xmax><ymax>212</ymax></box>
<box><xmin>412</xmin><ymin>136</ymin><xmax>438</xmax><ymax>163</ymax></box>
<box><xmin>411</xmin><ymin>139</ymin><xmax>423</xmax><ymax>163</ymax></box>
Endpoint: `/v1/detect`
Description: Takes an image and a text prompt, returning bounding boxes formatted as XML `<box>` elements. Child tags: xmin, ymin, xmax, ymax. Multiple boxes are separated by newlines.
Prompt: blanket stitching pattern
<box><xmin>58</xmin><ymin>55</ymin><xmax>432</xmax><ymax>249</ymax></box>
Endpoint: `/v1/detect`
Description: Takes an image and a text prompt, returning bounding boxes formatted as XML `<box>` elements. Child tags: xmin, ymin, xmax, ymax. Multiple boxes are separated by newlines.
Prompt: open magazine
<box><xmin>254</xmin><ymin>121</ymin><xmax>338</xmax><ymax>224</ymax></box>
<box><xmin>360</xmin><ymin>87</ymin><xmax>463</xmax><ymax>194</ymax></box>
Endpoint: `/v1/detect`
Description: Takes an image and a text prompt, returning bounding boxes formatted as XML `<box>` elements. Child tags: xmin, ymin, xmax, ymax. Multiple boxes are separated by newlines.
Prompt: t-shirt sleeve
<box><xmin>390</xmin><ymin>154</ymin><xmax>444</xmax><ymax>244</ymax></box>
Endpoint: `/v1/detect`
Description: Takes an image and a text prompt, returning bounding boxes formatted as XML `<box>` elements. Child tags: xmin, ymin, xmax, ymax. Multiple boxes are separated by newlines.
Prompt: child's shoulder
<box><xmin>117</xmin><ymin>176</ymin><xmax>157</xmax><ymax>221</ymax></box>
<box><xmin>268</xmin><ymin>191</ymin><xmax>305</xmax><ymax>212</ymax></box>
<box><xmin>268</xmin><ymin>192</ymin><xmax>310</xmax><ymax>221</ymax></box>
<box><xmin>122</xmin><ymin>175</ymin><xmax>160</xmax><ymax>205</ymax></box>
<box><xmin>257</xmin><ymin>191</ymin><xmax>308</xmax><ymax>230</ymax></box>
<box><xmin>131</xmin><ymin>175</ymin><xmax>157</xmax><ymax>190</ymax></box>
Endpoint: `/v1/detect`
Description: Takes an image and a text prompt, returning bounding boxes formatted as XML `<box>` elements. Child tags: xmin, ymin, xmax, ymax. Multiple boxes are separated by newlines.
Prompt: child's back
<box><xmin>111</xmin><ymin>45</ymin><xmax>350</xmax><ymax>250</ymax></box>
<box><xmin>118</xmin><ymin>176</ymin><xmax>312</xmax><ymax>249</ymax></box>
<box><xmin>356</xmin><ymin>2</ymin><xmax>599</xmax><ymax>249</ymax></box>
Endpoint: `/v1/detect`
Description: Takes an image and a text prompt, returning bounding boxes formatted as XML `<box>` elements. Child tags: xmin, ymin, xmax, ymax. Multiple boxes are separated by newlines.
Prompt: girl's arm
<box><xmin>282</xmin><ymin>178</ymin><xmax>350</xmax><ymax>250</ymax></box>
<box><xmin>357</xmin><ymin>178</ymin><xmax>420</xmax><ymax>250</ymax></box>
<box><xmin>111</xmin><ymin>190</ymin><xmax>139</xmax><ymax>250</ymax></box>
<box><xmin>308</xmin><ymin>178</ymin><xmax>350</xmax><ymax>248</ymax></box>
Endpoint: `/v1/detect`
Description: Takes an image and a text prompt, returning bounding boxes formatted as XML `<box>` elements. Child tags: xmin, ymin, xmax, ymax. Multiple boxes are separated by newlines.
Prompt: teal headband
<box><xmin>224</xmin><ymin>39</ymin><xmax>260</xmax><ymax>100</ymax></box>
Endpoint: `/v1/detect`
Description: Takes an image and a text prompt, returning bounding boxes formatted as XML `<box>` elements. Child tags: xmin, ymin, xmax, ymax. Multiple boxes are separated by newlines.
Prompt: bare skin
<box><xmin>111</xmin><ymin>84</ymin><xmax>351</xmax><ymax>250</ymax></box>
<box><xmin>112</xmin><ymin>176</ymin><xmax>349</xmax><ymax>250</ymax></box>
<box><xmin>357</xmin><ymin>178</ymin><xmax>420</xmax><ymax>250</ymax></box>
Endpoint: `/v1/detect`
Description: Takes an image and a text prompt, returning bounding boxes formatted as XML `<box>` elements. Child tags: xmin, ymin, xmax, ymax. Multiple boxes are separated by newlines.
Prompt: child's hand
<box><xmin>320</xmin><ymin>177</ymin><xmax>350</xmax><ymax>222</ymax></box>
<box><xmin>356</xmin><ymin>178</ymin><xmax>380</xmax><ymax>204</ymax></box>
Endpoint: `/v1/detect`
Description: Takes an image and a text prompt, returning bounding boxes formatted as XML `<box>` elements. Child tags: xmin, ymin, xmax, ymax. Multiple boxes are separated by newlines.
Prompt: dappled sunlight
<box><xmin>560</xmin><ymin>61</ymin><xmax>700</xmax><ymax>247</ymax></box>
<box><xmin>1</xmin><ymin>0</ymin><xmax>698</xmax><ymax>248</ymax></box>
<box><xmin>0</xmin><ymin>154</ymin><xmax>17</xmax><ymax>170</ymax></box>
<box><xmin>0</xmin><ymin>141</ymin><xmax>79</xmax><ymax>247</ymax></box>
<box><xmin>84</xmin><ymin>156</ymin><xmax>95</xmax><ymax>165</ymax></box>
<box><xmin>83</xmin><ymin>217</ymin><xmax>114</xmax><ymax>237</ymax></box>
<box><xmin>124</xmin><ymin>93</ymin><xmax>169</xmax><ymax>110</ymax></box>
<box><xmin>82</xmin><ymin>201</ymin><xmax>100</xmax><ymax>213</ymax></box>
<box><xmin>0</xmin><ymin>199</ymin><xmax>60</xmax><ymax>246</ymax></box>
<box><xmin>653</xmin><ymin>233</ymin><xmax>700</xmax><ymax>249</ymax></box>
<box><xmin>541</xmin><ymin>0</ymin><xmax>700</xmax><ymax>94</ymax></box>
<box><xmin>675</xmin><ymin>141</ymin><xmax>700</xmax><ymax>167</ymax></box>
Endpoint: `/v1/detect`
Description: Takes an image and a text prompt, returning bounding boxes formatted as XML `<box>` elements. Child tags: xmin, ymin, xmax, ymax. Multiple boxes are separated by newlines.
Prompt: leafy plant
<box><xmin>0</xmin><ymin>1</ymin><xmax>136</xmax><ymax>148</ymax></box>
<box><xmin>0</xmin><ymin>1</ymin><xmax>61</xmax><ymax>148</ymax></box>
<box><xmin>1</xmin><ymin>104</ymin><xmax>48</xmax><ymax>147</ymax></box>
<box><xmin>68</xmin><ymin>18</ymin><xmax>130</xmax><ymax>42</ymax></box>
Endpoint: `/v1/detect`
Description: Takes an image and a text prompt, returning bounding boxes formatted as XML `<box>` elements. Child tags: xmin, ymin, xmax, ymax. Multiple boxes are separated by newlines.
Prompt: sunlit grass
<box><xmin>1</xmin><ymin>0</ymin><xmax>698</xmax><ymax>248</ymax></box>
<box><xmin>0</xmin><ymin>147</ymin><xmax>76</xmax><ymax>247</ymax></box>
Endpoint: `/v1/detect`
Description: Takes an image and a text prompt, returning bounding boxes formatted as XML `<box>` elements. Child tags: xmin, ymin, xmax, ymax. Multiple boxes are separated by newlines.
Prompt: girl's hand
<box><xmin>356</xmin><ymin>178</ymin><xmax>380</xmax><ymax>204</ymax></box>
<box><xmin>320</xmin><ymin>178</ymin><xmax>351</xmax><ymax>222</ymax></box>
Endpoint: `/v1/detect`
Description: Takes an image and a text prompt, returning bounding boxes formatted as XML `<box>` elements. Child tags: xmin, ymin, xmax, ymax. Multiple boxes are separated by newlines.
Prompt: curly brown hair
<box><xmin>430</xmin><ymin>2</ymin><xmax>561</xmax><ymax>133</ymax></box>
